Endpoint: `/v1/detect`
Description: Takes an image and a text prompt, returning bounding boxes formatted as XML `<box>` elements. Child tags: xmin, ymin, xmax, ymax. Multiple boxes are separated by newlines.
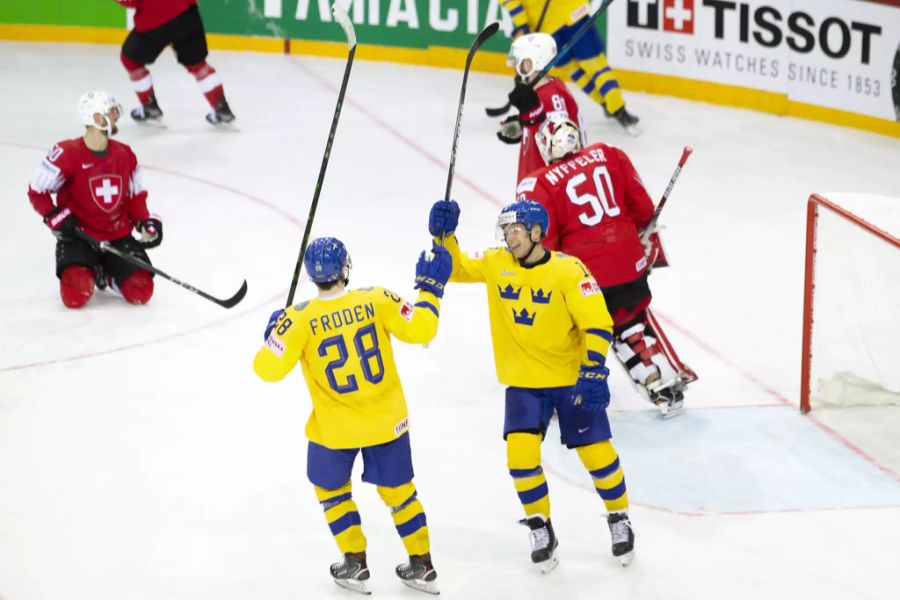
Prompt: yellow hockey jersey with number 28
<box><xmin>442</xmin><ymin>234</ymin><xmax>613</xmax><ymax>388</ymax></box>
<box><xmin>253</xmin><ymin>287</ymin><xmax>441</xmax><ymax>450</ymax></box>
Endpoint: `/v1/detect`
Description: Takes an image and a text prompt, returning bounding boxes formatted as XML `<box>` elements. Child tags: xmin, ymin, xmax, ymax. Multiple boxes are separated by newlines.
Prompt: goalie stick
<box><xmin>286</xmin><ymin>3</ymin><xmax>357</xmax><ymax>307</ymax></box>
<box><xmin>485</xmin><ymin>0</ymin><xmax>616</xmax><ymax>118</ymax></box>
<box><xmin>640</xmin><ymin>146</ymin><xmax>693</xmax><ymax>245</ymax></box>
<box><xmin>75</xmin><ymin>230</ymin><xmax>248</xmax><ymax>309</ymax></box>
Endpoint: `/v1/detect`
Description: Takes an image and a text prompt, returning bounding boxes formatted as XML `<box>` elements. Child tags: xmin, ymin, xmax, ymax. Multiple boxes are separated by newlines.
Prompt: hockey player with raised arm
<box><xmin>497</xmin><ymin>33</ymin><xmax>586</xmax><ymax>185</ymax></box>
<box><xmin>518</xmin><ymin>115</ymin><xmax>696</xmax><ymax>416</ymax></box>
<box><xmin>428</xmin><ymin>199</ymin><xmax>636</xmax><ymax>571</ymax></box>
<box><xmin>27</xmin><ymin>91</ymin><xmax>162</xmax><ymax>308</ymax></box>
<box><xmin>253</xmin><ymin>237</ymin><xmax>452</xmax><ymax>595</ymax></box>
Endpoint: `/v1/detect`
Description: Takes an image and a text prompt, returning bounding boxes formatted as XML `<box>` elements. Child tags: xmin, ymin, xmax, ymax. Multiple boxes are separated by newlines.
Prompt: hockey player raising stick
<box><xmin>428</xmin><ymin>199</ymin><xmax>636</xmax><ymax>571</ymax></box>
<box><xmin>518</xmin><ymin>115</ymin><xmax>696</xmax><ymax>416</ymax></box>
<box><xmin>27</xmin><ymin>91</ymin><xmax>162</xmax><ymax>308</ymax></box>
<box><xmin>498</xmin><ymin>33</ymin><xmax>587</xmax><ymax>186</ymax></box>
<box><xmin>254</xmin><ymin>238</ymin><xmax>452</xmax><ymax>595</ymax></box>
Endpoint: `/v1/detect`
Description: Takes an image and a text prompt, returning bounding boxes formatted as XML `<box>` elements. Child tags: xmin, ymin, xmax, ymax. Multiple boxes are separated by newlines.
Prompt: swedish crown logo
<box><xmin>513</xmin><ymin>307</ymin><xmax>536</xmax><ymax>326</ymax></box>
<box><xmin>498</xmin><ymin>284</ymin><xmax>522</xmax><ymax>300</ymax></box>
<box><xmin>530</xmin><ymin>288</ymin><xmax>552</xmax><ymax>304</ymax></box>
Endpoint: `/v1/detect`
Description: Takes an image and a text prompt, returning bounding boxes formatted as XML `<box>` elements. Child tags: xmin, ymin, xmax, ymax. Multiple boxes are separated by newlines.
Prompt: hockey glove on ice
<box><xmin>497</xmin><ymin>115</ymin><xmax>523</xmax><ymax>144</ymax></box>
<box><xmin>264</xmin><ymin>309</ymin><xmax>286</xmax><ymax>341</ymax></box>
<box><xmin>428</xmin><ymin>199</ymin><xmax>460</xmax><ymax>237</ymax></box>
<box><xmin>44</xmin><ymin>207</ymin><xmax>80</xmax><ymax>240</ymax></box>
<box><xmin>137</xmin><ymin>216</ymin><xmax>163</xmax><ymax>248</ymax></box>
<box><xmin>572</xmin><ymin>364</ymin><xmax>611</xmax><ymax>412</ymax></box>
<box><xmin>508</xmin><ymin>82</ymin><xmax>541</xmax><ymax>113</ymax></box>
<box><xmin>414</xmin><ymin>244</ymin><xmax>452</xmax><ymax>298</ymax></box>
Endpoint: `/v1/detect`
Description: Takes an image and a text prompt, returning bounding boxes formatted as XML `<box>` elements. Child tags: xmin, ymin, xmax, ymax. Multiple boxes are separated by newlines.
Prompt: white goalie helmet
<box><xmin>78</xmin><ymin>90</ymin><xmax>122</xmax><ymax>134</ymax></box>
<box><xmin>507</xmin><ymin>33</ymin><xmax>557</xmax><ymax>83</ymax></box>
<box><xmin>536</xmin><ymin>115</ymin><xmax>583</xmax><ymax>164</ymax></box>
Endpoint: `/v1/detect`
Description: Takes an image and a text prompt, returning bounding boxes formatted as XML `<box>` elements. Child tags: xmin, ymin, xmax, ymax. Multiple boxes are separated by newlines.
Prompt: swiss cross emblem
<box><xmin>89</xmin><ymin>175</ymin><xmax>123</xmax><ymax>212</ymax></box>
<box><xmin>663</xmin><ymin>0</ymin><xmax>694</xmax><ymax>34</ymax></box>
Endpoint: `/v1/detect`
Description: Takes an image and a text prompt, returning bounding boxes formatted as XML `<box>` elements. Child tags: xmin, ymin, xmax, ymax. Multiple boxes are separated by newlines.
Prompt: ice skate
<box><xmin>610</xmin><ymin>105</ymin><xmax>641</xmax><ymax>136</ymax></box>
<box><xmin>607</xmin><ymin>512</ymin><xmax>635</xmax><ymax>566</ymax></box>
<box><xmin>130</xmin><ymin>96</ymin><xmax>165</xmax><ymax>128</ymax></box>
<box><xmin>330</xmin><ymin>552</ymin><xmax>371</xmax><ymax>595</ymax></box>
<box><xmin>648</xmin><ymin>374</ymin><xmax>686</xmax><ymax>419</ymax></box>
<box><xmin>519</xmin><ymin>514</ymin><xmax>559</xmax><ymax>573</ymax></box>
<box><xmin>396</xmin><ymin>552</ymin><xmax>439</xmax><ymax>595</ymax></box>
<box><xmin>206</xmin><ymin>97</ymin><xmax>236</xmax><ymax>127</ymax></box>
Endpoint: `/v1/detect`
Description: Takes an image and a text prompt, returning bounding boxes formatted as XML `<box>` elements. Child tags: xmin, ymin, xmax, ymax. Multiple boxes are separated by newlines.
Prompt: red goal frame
<box><xmin>800</xmin><ymin>194</ymin><xmax>900</xmax><ymax>413</ymax></box>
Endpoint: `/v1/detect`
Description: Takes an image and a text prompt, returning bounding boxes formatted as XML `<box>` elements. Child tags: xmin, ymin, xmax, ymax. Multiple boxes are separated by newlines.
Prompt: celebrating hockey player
<box><xmin>27</xmin><ymin>91</ymin><xmax>162</xmax><ymax>309</ymax></box>
<box><xmin>428</xmin><ymin>199</ymin><xmax>636</xmax><ymax>571</ymax></box>
<box><xmin>500</xmin><ymin>0</ymin><xmax>640</xmax><ymax>134</ymax></box>
<box><xmin>253</xmin><ymin>237</ymin><xmax>452</xmax><ymax>595</ymax></box>
<box><xmin>114</xmin><ymin>0</ymin><xmax>235</xmax><ymax>125</ymax></box>
<box><xmin>519</xmin><ymin>115</ymin><xmax>696</xmax><ymax>416</ymax></box>
<box><xmin>498</xmin><ymin>33</ymin><xmax>587</xmax><ymax>185</ymax></box>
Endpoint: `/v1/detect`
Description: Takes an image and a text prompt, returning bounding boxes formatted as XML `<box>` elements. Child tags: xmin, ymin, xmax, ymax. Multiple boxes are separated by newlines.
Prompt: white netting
<box><xmin>808</xmin><ymin>194</ymin><xmax>900</xmax><ymax>409</ymax></box>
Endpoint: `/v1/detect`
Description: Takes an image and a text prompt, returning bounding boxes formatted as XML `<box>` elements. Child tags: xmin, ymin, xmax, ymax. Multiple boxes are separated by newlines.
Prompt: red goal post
<box><xmin>800</xmin><ymin>194</ymin><xmax>900</xmax><ymax>413</ymax></box>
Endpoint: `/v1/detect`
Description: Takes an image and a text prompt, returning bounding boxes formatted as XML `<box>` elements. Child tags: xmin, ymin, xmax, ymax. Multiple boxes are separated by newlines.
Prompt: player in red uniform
<box><xmin>114</xmin><ymin>0</ymin><xmax>235</xmax><ymax>126</ymax></box>
<box><xmin>497</xmin><ymin>33</ymin><xmax>586</xmax><ymax>185</ymax></box>
<box><xmin>518</xmin><ymin>115</ymin><xmax>694</xmax><ymax>416</ymax></box>
<box><xmin>27</xmin><ymin>91</ymin><xmax>163</xmax><ymax>309</ymax></box>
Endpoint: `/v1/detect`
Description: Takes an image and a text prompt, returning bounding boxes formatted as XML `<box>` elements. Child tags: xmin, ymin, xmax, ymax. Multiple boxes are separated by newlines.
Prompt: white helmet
<box><xmin>78</xmin><ymin>90</ymin><xmax>121</xmax><ymax>134</ymax></box>
<box><xmin>507</xmin><ymin>33</ymin><xmax>557</xmax><ymax>84</ymax></box>
<box><xmin>536</xmin><ymin>115</ymin><xmax>582</xmax><ymax>164</ymax></box>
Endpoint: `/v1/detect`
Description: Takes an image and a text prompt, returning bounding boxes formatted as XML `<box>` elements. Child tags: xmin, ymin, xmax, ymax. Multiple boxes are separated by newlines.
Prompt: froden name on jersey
<box><xmin>542</xmin><ymin>148</ymin><xmax>607</xmax><ymax>186</ymax></box>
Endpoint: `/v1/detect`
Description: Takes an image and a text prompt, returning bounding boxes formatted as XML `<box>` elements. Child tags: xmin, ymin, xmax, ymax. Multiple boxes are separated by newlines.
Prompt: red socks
<box><xmin>59</xmin><ymin>265</ymin><xmax>95</xmax><ymax>308</ymax></box>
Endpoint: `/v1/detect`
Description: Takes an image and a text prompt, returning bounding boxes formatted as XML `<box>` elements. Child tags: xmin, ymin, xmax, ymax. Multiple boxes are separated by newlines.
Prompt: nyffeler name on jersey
<box><xmin>309</xmin><ymin>302</ymin><xmax>376</xmax><ymax>335</ymax></box>
<box><xmin>542</xmin><ymin>148</ymin><xmax>607</xmax><ymax>186</ymax></box>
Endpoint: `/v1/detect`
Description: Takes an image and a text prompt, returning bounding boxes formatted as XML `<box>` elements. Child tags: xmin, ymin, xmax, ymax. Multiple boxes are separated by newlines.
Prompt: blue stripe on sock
<box><xmin>509</xmin><ymin>466</ymin><xmax>543</xmax><ymax>478</ymax></box>
<box><xmin>597</xmin><ymin>478</ymin><xmax>627</xmax><ymax>501</ymax></box>
<box><xmin>321</xmin><ymin>492</ymin><xmax>352</xmax><ymax>510</ymax></box>
<box><xmin>396</xmin><ymin>513</ymin><xmax>428</xmax><ymax>538</ymax></box>
<box><xmin>392</xmin><ymin>491</ymin><xmax>418</xmax><ymax>514</ymax></box>
<box><xmin>590</xmin><ymin>457</ymin><xmax>620</xmax><ymax>480</ymax></box>
<box><xmin>599</xmin><ymin>79</ymin><xmax>621</xmax><ymax>97</ymax></box>
<box><xmin>328</xmin><ymin>511</ymin><xmax>361</xmax><ymax>536</ymax></box>
<box><xmin>517</xmin><ymin>481</ymin><xmax>549</xmax><ymax>505</ymax></box>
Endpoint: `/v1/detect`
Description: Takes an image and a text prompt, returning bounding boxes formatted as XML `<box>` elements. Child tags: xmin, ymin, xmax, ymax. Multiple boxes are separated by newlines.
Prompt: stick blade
<box><xmin>331</xmin><ymin>2</ymin><xmax>357</xmax><ymax>48</ymax></box>
<box><xmin>217</xmin><ymin>280</ymin><xmax>248</xmax><ymax>309</ymax></box>
<box><xmin>485</xmin><ymin>101</ymin><xmax>511</xmax><ymax>117</ymax></box>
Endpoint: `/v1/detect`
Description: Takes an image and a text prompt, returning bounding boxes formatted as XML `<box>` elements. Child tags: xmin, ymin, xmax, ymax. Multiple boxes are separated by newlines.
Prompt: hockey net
<box><xmin>800</xmin><ymin>194</ymin><xmax>900</xmax><ymax>413</ymax></box>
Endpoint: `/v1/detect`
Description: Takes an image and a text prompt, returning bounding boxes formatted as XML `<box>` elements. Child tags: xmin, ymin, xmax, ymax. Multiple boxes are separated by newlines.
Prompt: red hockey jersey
<box><xmin>518</xmin><ymin>143</ymin><xmax>655</xmax><ymax>288</ymax></box>
<box><xmin>516</xmin><ymin>78</ymin><xmax>584</xmax><ymax>184</ymax></box>
<box><xmin>28</xmin><ymin>138</ymin><xmax>151</xmax><ymax>241</ymax></box>
<box><xmin>116</xmin><ymin>0</ymin><xmax>197</xmax><ymax>32</ymax></box>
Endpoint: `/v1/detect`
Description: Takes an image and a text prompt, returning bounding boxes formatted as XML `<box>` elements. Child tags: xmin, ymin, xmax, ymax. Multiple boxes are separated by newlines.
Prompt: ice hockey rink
<box><xmin>1</xmin><ymin>41</ymin><xmax>899</xmax><ymax>600</ymax></box>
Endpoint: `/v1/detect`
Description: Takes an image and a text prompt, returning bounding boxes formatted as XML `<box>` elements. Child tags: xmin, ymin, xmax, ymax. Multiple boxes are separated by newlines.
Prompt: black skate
<box><xmin>611</xmin><ymin>105</ymin><xmax>641</xmax><ymax>136</ymax></box>
<box><xmin>519</xmin><ymin>514</ymin><xmax>559</xmax><ymax>573</ymax></box>
<box><xmin>94</xmin><ymin>265</ymin><xmax>107</xmax><ymax>291</ymax></box>
<box><xmin>330</xmin><ymin>552</ymin><xmax>371</xmax><ymax>595</ymax></box>
<box><xmin>649</xmin><ymin>381</ymin><xmax>686</xmax><ymax>419</ymax></box>
<box><xmin>607</xmin><ymin>512</ymin><xmax>635</xmax><ymax>566</ymax></box>
<box><xmin>206</xmin><ymin>97</ymin><xmax>236</xmax><ymax>126</ymax></box>
<box><xmin>130</xmin><ymin>96</ymin><xmax>165</xmax><ymax>128</ymax></box>
<box><xmin>396</xmin><ymin>553</ymin><xmax>439</xmax><ymax>595</ymax></box>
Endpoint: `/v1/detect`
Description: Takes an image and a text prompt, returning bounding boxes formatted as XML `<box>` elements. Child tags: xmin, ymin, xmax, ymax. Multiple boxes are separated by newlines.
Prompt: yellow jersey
<box><xmin>253</xmin><ymin>287</ymin><xmax>441</xmax><ymax>449</ymax></box>
<box><xmin>502</xmin><ymin>0</ymin><xmax>592</xmax><ymax>37</ymax></box>
<box><xmin>442</xmin><ymin>234</ymin><xmax>613</xmax><ymax>388</ymax></box>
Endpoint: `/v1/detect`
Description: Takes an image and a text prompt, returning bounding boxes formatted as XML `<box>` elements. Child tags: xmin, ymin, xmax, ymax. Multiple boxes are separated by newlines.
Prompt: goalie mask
<box><xmin>536</xmin><ymin>115</ymin><xmax>582</xmax><ymax>164</ymax></box>
<box><xmin>507</xmin><ymin>33</ymin><xmax>557</xmax><ymax>84</ymax></box>
<box><xmin>78</xmin><ymin>90</ymin><xmax>122</xmax><ymax>135</ymax></box>
<box><xmin>304</xmin><ymin>237</ymin><xmax>352</xmax><ymax>284</ymax></box>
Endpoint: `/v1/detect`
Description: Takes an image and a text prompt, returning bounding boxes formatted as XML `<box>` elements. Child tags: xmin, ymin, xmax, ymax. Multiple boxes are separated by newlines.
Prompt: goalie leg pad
<box><xmin>614</xmin><ymin>313</ymin><xmax>682</xmax><ymax>391</ymax></box>
<box><xmin>59</xmin><ymin>265</ymin><xmax>95</xmax><ymax>308</ymax></box>
<box><xmin>119</xmin><ymin>270</ymin><xmax>154</xmax><ymax>305</ymax></box>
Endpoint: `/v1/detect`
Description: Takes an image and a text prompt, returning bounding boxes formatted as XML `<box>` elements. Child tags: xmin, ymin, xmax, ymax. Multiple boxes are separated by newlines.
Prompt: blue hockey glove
<box><xmin>428</xmin><ymin>199</ymin><xmax>460</xmax><ymax>237</ymax></box>
<box><xmin>264</xmin><ymin>309</ymin><xmax>285</xmax><ymax>341</ymax></box>
<box><xmin>572</xmin><ymin>365</ymin><xmax>611</xmax><ymax>412</ymax></box>
<box><xmin>414</xmin><ymin>244</ymin><xmax>452</xmax><ymax>298</ymax></box>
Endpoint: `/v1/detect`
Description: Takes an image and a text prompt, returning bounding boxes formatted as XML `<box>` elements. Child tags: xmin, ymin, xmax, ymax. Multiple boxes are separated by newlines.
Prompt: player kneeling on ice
<box><xmin>27</xmin><ymin>91</ymin><xmax>163</xmax><ymax>309</ymax></box>
<box><xmin>253</xmin><ymin>237</ymin><xmax>452</xmax><ymax>595</ymax></box>
<box><xmin>428</xmin><ymin>199</ymin><xmax>636</xmax><ymax>571</ymax></box>
<box><xmin>520</xmin><ymin>115</ymin><xmax>696</xmax><ymax>417</ymax></box>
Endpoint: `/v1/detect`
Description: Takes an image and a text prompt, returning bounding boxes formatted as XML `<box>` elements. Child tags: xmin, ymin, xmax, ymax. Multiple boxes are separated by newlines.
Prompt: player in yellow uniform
<box><xmin>500</xmin><ymin>0</ymin><xmax>640</xmax><ymax>133</ymax></box>
<box><xmin>253</xmin><ymin>237</ymin><xmax>451</xmax><ymax>595</ymax></box>
<box><xmin>428</xmin><ymin>199</ymin><xmax>636</xmax><ymax>571</ymax></box>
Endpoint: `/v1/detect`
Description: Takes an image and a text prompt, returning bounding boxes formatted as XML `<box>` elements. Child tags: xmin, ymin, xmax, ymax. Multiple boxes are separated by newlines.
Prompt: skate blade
<box><xmin>400</xmin><ymin>578</ymin><xmax>440</xmax><ymax>595</ymax></box>
<box><xmin>537</xmin><ymin>551</ymin><xmax>559</xmax><ymax>574</ymax></box>
<box><xmin>660</xmin><ymin>403</ymin><xmax>685</xmax><ymax>419</ymax></box>
<box><xmin>132</xmin><ymin>118</ymin><xmax>167</xmax><ymax>129</ymax></box>
<box><xmin>624</xmin><ymin>123</ymin><xmax>642</xmax><ymax>137</ymax></box>
<box><xmin>333</xmin><ymin>578</ymin><xmax>371</xmax><ymax>595</ymax></box>
<box><xmin>618</xmin><ymin>550</ymin><xmax>636</xmax><ymax>567</ymax></box>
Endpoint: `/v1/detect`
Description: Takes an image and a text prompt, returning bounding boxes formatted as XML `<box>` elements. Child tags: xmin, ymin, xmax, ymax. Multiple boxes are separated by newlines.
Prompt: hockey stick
<box><xmin>485</xmin><ymin>0</ymin><xmax>552</xmax><ymax>117</ymax></box>
<box><xmin>286</xmin><ymin>3</ymin><xmax>357</xmax><ymax>307</ymax></box>
<box><xmin>75</xmin><ymin>230</ymin><xmax>248</xmax><ymax>309</ymax></box>
<box><xmin>640</xmin><ymin>146</ymin><xmax>693</xmax><ymax>245</ymax></box>
<box><xmin>445</xmin><ymin>21</ymin><xmax>501</xmax><ymax>204</ymax></box>
<box><xmin>486</xmin><ymin>0</ymin><xmax>616</xmax><ymax>117</ymax></box>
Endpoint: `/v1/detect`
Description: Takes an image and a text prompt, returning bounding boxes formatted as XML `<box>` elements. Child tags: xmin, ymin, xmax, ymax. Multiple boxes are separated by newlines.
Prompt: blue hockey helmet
<box><xmin>304</xmin><ymin>237</ymin><xmax>351</xmax><ymax>283</ymax></box>
<box><xmin>497</xmin><ymin>200</ymin><xmax>550</xmax><ymax>239</ymax></box>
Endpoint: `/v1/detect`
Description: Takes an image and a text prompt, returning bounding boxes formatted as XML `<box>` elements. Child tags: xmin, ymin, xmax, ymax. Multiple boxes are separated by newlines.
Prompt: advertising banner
<box><xmin>606</xmin><ymin>0</ymin><xmax>900</xmax><ymax>122</ymax></box>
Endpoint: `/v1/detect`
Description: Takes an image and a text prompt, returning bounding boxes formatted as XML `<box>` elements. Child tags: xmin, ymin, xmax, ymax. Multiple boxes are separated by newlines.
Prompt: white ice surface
<box><xmin>1</xmin><ymin>42</ymin><xmax>899</xmax><ymax>600</ymax></box>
